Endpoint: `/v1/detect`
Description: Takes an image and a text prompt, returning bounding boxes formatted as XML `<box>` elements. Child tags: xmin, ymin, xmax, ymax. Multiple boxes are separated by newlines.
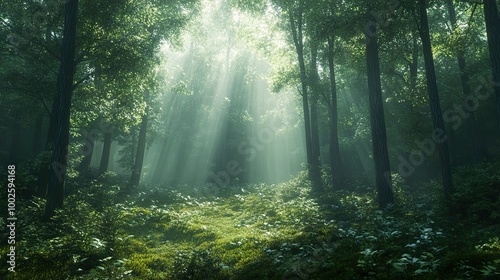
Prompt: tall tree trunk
<box><xmin>327</xmin><ymin>35</ymin><xmax>342</xmax><ymax>188</ymax></box>
<box><xmin>309</xmin><ymin>42</ymin><xmax>322</xmax><ymax>167</ymax></box>
<box><xmin>483</xmin><ymin>0</ymin><xmax>500</xmax><ymax>132</ymax></box>
<box><xmin>99</xmin><ymin>132</ymin><xmax>112</xmax><ymax>175</ymax></box>
<box><xmin>9</xmin><ymin>120</ymin><xmax>21</xmax><ymax>164</ymax></box>
<box><xmin>447</xmin><ymin>0</ymin><xmax>481</xmax><ymax>163</ymax></box>
<box><xmin>130</xmin><ymin>126</ymin><xmax>137</xmax><ymax>170</ymax></box>
<box><xmin>78</xmin><ymin>136</ymin><xmax>93</xmax><ymax>171</ymax></box>
<box><xmin>406</xmin><ymin>30</ymin><xmax>419</xmax><ymax>130</ymax></box>
<box><xmin>288</xmin><ymin>1</ymin><xmax>320</xmax><ymax>190</ymax></box>
<box><xmin>419</xmin><ymin>0</ymin><xmax>454</xmax><ymax>197</ymax></box>
<box><xmin>130</xmin><ymin>114</ymin><xmax>148</xmax><ymax>187</ymax></box>
<box><xmin>37</xmin><ymin>162</ymin><xmax>49</xmax><ymax>197</ymax></box>
<box><xmin>152</xmin><ymin>137</ymin><xmax>168</xmax><ymax>184</ymax></box>
<box><xmin>409</xmin><ymin>31</ymin><xmax>419</xmax><ymax>92</ymax></box>
<box><xmin>38</xmin><ymin>97</ymin><xmax>59</xmax><ymax>198</ymax></box>
<box><xmin>45</xmin><ymin>0</ymin><xmax>79</xmax><ymax>218</ymax></box>
<box><xmin>32</xmin><ymin>116</ymin><xmax>43</xmax><ymax>156</ymax></box>
<box><xmin>38</xmin><ymin>18</ymin><xmax>61</xmax><ymax>199</ymax></box>
<box><xmin>308</xmin><ymin>40</ymin><xmax>323</xmax><ymax>191</ymax></box>
<box><xmin>366</xmin><ymin>18</ymin><xmax>394</xmax><ymax>208</ymax></box>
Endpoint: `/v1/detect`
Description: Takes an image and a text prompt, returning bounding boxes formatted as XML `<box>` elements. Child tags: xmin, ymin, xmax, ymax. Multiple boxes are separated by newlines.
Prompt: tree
<box><xmin>446</xmin><ymin>0</ymin><xmax>480</xmax><ymax>163</ymax></box>
<box><xmin>311</xmin><ymin>0</ymin><xmax>345</xmax><ymax>189</ymax></box>
<box><xmin>326</xmin><ymin>34</ymin><xmax>343</xmax><ymax>188</ymax></box>
<box><xmin>45</xmin><ymin>0</ymin><xmax>79</xmax><ymax>218</ymax></box>
<box><xmin>418</xmin><ymin>0</ymin><xmax>454</xmax><ymax>197</ymax></box>
<box><xmin>98</xmin><ymin>130</ymin><xmax>113</xmax><ymax>175</ymax></box>
<box><xmin>308</xmin><ymin>39</ymin><xmax>322</xmax><ymax>183</ymax></box>
<box><xmin>39</xmin><ymin>0</ymin><xmax>198</xmax><ymax>214</ymax></box>
<box><xmin>130</xmin><ymin>112</ymin><xmax>148</xmax><ymax>187</ymax></box>
<box><xmin>365</xmin><ymin>17</ymin><xmax>394</xmax><ymax>208</ymax></box>
<box><xmin>285</xmin><ymin>0</ymin><xmax>322</xmax><ymax>190</ymax></box>
<box><xmin>130</xmin><ymin>81</ymin><xmax>157</xmax><ymax>187</ymax></box>
<box><xmin>483</xmin><ymin>0</ymin><xmax>500</xmax><ymax>131</ymax></box>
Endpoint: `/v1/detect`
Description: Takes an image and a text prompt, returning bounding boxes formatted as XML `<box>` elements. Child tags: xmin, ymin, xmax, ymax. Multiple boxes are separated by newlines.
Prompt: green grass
<box><xmin>1</xmin><ymin>168</ymin><xmax>500</xmax><ymax>279</ymax></box>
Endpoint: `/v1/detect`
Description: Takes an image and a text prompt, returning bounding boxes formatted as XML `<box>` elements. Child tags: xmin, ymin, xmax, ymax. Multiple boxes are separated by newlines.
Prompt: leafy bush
<box><xmin>169</xmin><ymin>250</ymin><xmax>228</xmax><ymax>280</ymax></box>
<box><xmin>449</xmin><ymin>163</ymin><xmax>500</xmax><ymax>223</ymax></box>
<box><xmin>4</xmin><ymin>163</ymin><xmax>500</xmax><ymax>280</ymax></box>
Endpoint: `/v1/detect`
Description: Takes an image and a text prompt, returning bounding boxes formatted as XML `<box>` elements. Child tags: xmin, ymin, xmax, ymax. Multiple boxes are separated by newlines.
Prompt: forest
<box><xmin>1</xmin><ymin>0</ymin><xmax>500</xmax><ymax>279</ymax></box>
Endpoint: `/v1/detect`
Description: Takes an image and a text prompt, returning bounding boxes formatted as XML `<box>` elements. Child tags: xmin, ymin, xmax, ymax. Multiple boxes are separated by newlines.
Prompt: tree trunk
<box><xmin>32</xmin><ymin>116</ymin><xmax>43</xmax><ymax>156</ymax></box>
<box><xmin>130</xmin><ymin>126</ymin><xmax>137</xmax><ymax>170</ymax></box>
<box><xmin>152</xmin><ymin>137</ymin><xmax>168</xmax><ymax>184</ymax></box>
<box><xmin>483</xmin><ymin>0</ymin><xmax>500</xmax><ymax>132</ymax></box>
<box><xmin>9</xmin><ymin>120</ymin><xmax>21</xmax><ymax>164</ymax></box>
<box><xmin>409</xmin><ymin>31</ymin><xmax>419</xmax><ymax>92</ymax></box>
<box><xmin>308</xmin><ymin>40</ymin><xmax>323</xmax><ymax>190</ymax></box>
<box><xmin>327</xmin><ymin>35</ymin><xmax>342</xmax><ymax>188</ymax></box>
<box><xmin>78</xmin><ymin>136</ymin><xmax>93</xmax><ymax>171</ymax></box>
<box><xmin>289</xmin><ymin>6</ymin><xmax>312</xmax><ymax>166</ymax></box>
<box><xmin>288</xmin><ymin>2</ymin><xmax>320</xmax><ymax>190</ymax></box>
<box><xmin>309</xmin><ymin>42</ymin><xmax>322</xmax><ymax>166</ymax></box>
<box><xmin>37</xmin><ymin>101</ymin><xmax>58</xmax><ymax>198</ymax></box>
<box><xmin>446</xmin><ymin>0</ymin><xmax>481</xmax><ymax>163</ymax></box>
<box><xmin>130</xmin><ymin>114</ymin><xmax>148</xmax><ymax>187</ymax></box>
<box><xmin>37</xmin><ymin>14</ymin><xmax>62</xmax><ymax>199</ymax></box>
<box><xmin>366</xmin><ymin>18</ymin><xmax>394</xmax><ymax>208</ymax></box>
<box><xmin>99</xmin><ymin>132</ymin><xmax>112</xmax><ymax>175</ymax></box>
<box><xmin>45</xmin><ymin>0</ymin><xmax>79</xmax><ymax>218</ymax></box>
<box><xmin>419</xmin><ymin>0</ymin><xmax>454</xmax><ymax>197</ymax></box>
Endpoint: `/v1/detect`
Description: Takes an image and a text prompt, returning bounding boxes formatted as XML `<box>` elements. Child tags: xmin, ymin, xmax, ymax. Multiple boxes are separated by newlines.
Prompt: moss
<box><xmin>8</xmin><ymin>169</ymin><xmax>500</xmax><ymax>279</ymax></box>
<box><xmin>232</xmin><ymin>253</ymin><xmax>276</xmax><ymax>280</ymax></box>
<box><xmin>126</xmin><ymin>253</ymin><xmax>172</xmax><ymax>279</ymax></box>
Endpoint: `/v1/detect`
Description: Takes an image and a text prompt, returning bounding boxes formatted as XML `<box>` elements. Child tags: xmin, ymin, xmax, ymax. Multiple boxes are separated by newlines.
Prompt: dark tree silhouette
<box><xmin>418</xmin><ymin>0</ymin><xmax>454</xmax><ymax>197</ymax></box>
<box><xmin>45</xmin><ymin>0</ymin><xmax>79</xmax><ymax>218</ymax></box>
<box><xmin>365</xmin><ymin>18</ymin><xmax>394</xmax><ymax>208</ymax></box>
<box><xmin>483</xmin><ymin>0</ymin><xmax>500</xmax><ymax>131</ymax></box>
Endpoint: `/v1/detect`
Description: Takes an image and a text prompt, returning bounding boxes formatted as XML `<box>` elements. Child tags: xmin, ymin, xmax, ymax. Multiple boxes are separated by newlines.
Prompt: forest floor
<box><xmin>1</xmin><ymin>165</ymin><xmax>500</xmax><ymax>279</ymax></box>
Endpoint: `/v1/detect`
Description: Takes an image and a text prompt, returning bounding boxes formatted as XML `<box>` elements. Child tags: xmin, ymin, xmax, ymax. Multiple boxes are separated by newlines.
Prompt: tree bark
<box><xmin>78</xmin><ymin>136</ymin><xmax>93</xmax><ymax>171</ymax></box>
<box><xmin>419</xmin><ymin>0</ymin><xmax>454</xmax><ymax>197</ymax></box>
<box><xmin>99</xmin><ymin>132</ymin><xmax>113</xmax><ymax>175</ymax></box>
<box><xmin>45</xmin><ymin>0</ymin><xmax>79</xmax><ymax>218</ymax></box>
<box><xmin>289</xmin><ymin>3</ymin><xmax>312</xmax><ymax>166</ymax></box>
<box><xmin>366</xmin><ymin>18</ymin><xmax>394</xmax><ymax>208</ymax></box>
<box><xmin>130</xmin><ymin>114</ymin><xmax>148</xmax><ymax>187</ymax></box>
<box><xmin>32</xmin><ymin>116</ymin><xmax>43</xmax><ymax>156</ymax></box>
<box><xmin>309</xmin><ymin>42</ymin><xmax>322</xmax><ymax>167</ymax></box>
<box><xmin>308</xmin><ymin>40</ymin><xmax>323</xmax><ymax>191</ymax></box>
<box><xmin>483</xmin><ymin>0</ymin><xmax>500</xmax><ymax>132</ymax></box>
<box><xmin>9</xmin><ymin>120</ymin><xmax>21</xmax><ymax>164</ymax></box>
<box><xmin>447</xmin><ymin>0</ymin><xmax>480</xmax><ymax>163</ymax></box>
<box><xmin>409</xmin><ymin>31</ymin><xmax>419</xmax><ymax>94</ymax></box>
<box><xmin>288</xmin><ymin>1</ymin><xmax>320</xmax><ymax>190</ymax></box>
<box><xmin>38</xmin><ymin>100</ymin><xmax>59</xmax><ymax>198</ymax></box>
<box><xmin>327</xmin><ymin>35</ymin><xmax>342</xmax><ymax>188</ymax></box>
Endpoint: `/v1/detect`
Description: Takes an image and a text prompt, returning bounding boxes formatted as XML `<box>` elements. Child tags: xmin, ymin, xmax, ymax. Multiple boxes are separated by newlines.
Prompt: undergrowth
<box><xmin>0</xmin><ymin>165</ymin><xmax>499</xmax><ymax>279</ymax></box>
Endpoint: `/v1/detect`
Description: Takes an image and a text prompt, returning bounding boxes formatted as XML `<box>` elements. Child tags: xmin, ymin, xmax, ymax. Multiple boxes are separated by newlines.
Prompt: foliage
<box><xmin>448</xmin><ymin>163</ymin><xmax>500</xmax><ymax>224</ymax></box>
<box><xmin>2</xmin><ymin>168</ymin><xmax>500</xmax><ymax>279</ymax></box>
<box><xmin>2</xmin><ymin>0</ymin><xmax>500</xmax><ymax>279</ymax></box>
<box><xmin>170</xmin><ymin>249</ymin><xmax>228</xmax><ymax>280</ymax></box>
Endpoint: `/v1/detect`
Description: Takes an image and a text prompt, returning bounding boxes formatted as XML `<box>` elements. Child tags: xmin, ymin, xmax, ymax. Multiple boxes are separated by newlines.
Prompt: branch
<box><xmin>296</xmin><ymin>85</ymin><xmax>303</xmax><ymax>96</ymax></box>
<box><xmin>73</xmin><ymin>70</ymin><xmax>95</xmax><ymax>90</ymax></box>
<box><xmin>319</xmin><ymin>87</ymin><xmax>333</xmax><ymax>114</ymax></box>
<box><xmin>41</xmin><ymin>99</ymin><xmax>51</xmax><ymax>117</ymax></box>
